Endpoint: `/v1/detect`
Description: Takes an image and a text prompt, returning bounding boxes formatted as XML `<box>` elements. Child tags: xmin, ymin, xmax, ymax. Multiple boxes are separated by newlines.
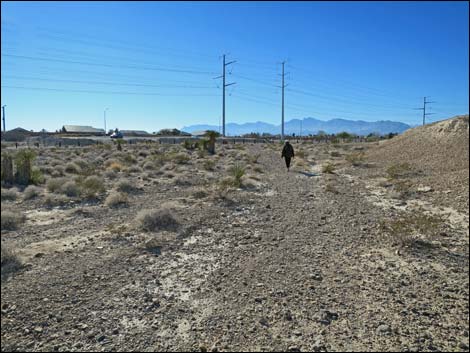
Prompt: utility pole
<box><xmin>2</xmin><ymin>105</ymin><xmax>6</xmax><ymax>132</ymax></box>
<box><xmin>279</xmin><ymin>61</ymin><xmax>288</xmax><ymax>140</ymax></box>
<box><xmin>414</xmin><ymin>97</ymin><xmax>435</xmax><ymax>125</ymax></box>
<box><xmin>214</xmin><ymin>54</ymin><xmax>236</xmax><ymax>137</ymax></box>
<box><xmin>300</xmin><ymin>119</ymin><xmax>302</xmax><ymax>139</ymax></box>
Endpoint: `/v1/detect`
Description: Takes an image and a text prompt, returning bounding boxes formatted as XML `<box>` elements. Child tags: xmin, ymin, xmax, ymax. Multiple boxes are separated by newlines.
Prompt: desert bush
<box><xmin>136</xmin><ymin>208</ymin><xmax>180</xmax><ymax>232</ymax></box>
<box><xmin>105</xmin><ymin>192</ymin><xmax>129</xmax><ymax>208</ymax></box>
<box><xmin>325</xmin><ymin>183</ymin><xmax>338</xmax><ymax>194</ymax></box>
<box><xmin>203</xmin><ymin>159</ymin><xmax>216</xmax><ymax>171</ymax></box>
<box><xmin>104</xmin><ymin>169</ymin><xmax>118</xmax><ymax>179</ymax></box>
<box><xmin>170</xmin><ymin>152</ymin><xmax>190</xmax><ymax>165</ymax></box>
<box><xmin>23</xmin><ymin>185</ymin><xmax>41</xmax><ymax>200</ymax></box>
<box><xmin>253</xmin><ymin>166</ymin><xmax>263</xmax><ymax>173</ymax></box>
<box><xmin>1</xmin><ymin>210</ymin><xmax>26</xmax><ymax>230</ymax></box>
<box><xmin>51</xmin><ymin>166</ymin><xmax>65</xmax><ymax>178</ymax></box>
<box><xmin>80</xmin><ymin>176</ymin><xmax>105</xmax><ymax>198</ymax></box>
<box><xmin>1</xmin><ymin>188</ymin><xmax>18</xmax><ymax>201</ymax></box>
<box><xmin>330</xmin><ymin>151</ymin><xmax>341</xmax><ymax>157</ymax></box>
<box><xmin>346</xmin><ymin>152</ymin><xmax>365</xmax><ymax>166</ymax></box>
<box><xmin>30</xmin><ymin>168</ymin><xmax>45</xmax><ymax>185</ymax></box>
<box><xmin>143</xmin><ymin>161</ymin><xmax>155</xmax><ymax>170</ymax></box>
<box><xmin>296</xmin><ymin>149</ymin><xmax>306</xmax><ymax>159</ymax></box>
<box><xmin>44</xmin><ymin>194</ymin><xmax>69</xmax><ymax>207</ymax></box>
<box><xmin>46</xmin><ymin>177</ymin><xmax>67</xmax><ymax>193</ymax></box>
<box><xmin>1</xmin><ymin>245</ymin><xmax>22</xmax><ymax>277</ymax></box>
<box><xmin>115</xmin><ymin>179</ymin><xmax>136</xmax><ymax>193</ymax></box>
<box><xmin>107</xmin><ymin>161</ymin><xmax>123</xmax><ymax>172</ymax></box>
<box><xmin>229</xmin><ymin>163</ymin><xmax>245</xmax><ymax>188</ymax></box>
<box><xmin>50</xmin><ymin>159</ymin><xmax>63</xmax><ymax>167</ymax></box>
<box><xmin>138</xmin><ymin>151</ymin><xmax>149</xmax><ymax>158</ymax></box>
<box><xmin>183</xmin><ymin>139</ymin><xmax>197</xmax><ymax>150</ymax></box>
<box><xmin>73</xmin><ymin>158</ymin><xmax>89</xmax><ymax>170</ymax></box>
<box><xmin>322</xmin><ymin>162</ymin><xmax>336</xmax><ymax>174</ymax></box>
<box><xmin>120</xmin><ymin>153</ymin><xmax>137</xmax><ymax>165</ymax></box>
<box><xmin>196</xmin><ymin>148</ymin><xmax>208</xmax><ymax>158</ymax></box>
<box><xmin>192</xmin><ymin>189</ymin><xmax>208</xmax><ymax>199</ymax></box>
<box><xmin>380</xmin><ymin>213</ymin><xmax>443</xmax><ymax>249</ymax></box>
<box><xmin>65</xmin><ymin>162</ymin><xmax>81</xmax><ymax>174</ymax></box>
<box><xmin>61</xmin><ymin>181</ymin><xmax>81</xmax><ymax>197</ymax></box>
<box><xmin>39</xmin><ymin>165</ymin><xmax>55</xmax><ymax>175</ymax></box>
<box><xmin>386</xmin><ymin>163</ymin><xmax>412</xmax><ymax>179</ymax></box>
<box><xmin>127</xmin><ymin>165</ymin><xmax>142</xmax><ymax>174</ymax></box>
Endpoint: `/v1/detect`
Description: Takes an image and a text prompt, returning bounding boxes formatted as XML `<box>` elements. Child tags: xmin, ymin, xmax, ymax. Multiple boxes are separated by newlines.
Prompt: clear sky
<box><xmin>1</xmin><ymin>1</ymin><xmax>469</xmax><ymax>132</ymax></box>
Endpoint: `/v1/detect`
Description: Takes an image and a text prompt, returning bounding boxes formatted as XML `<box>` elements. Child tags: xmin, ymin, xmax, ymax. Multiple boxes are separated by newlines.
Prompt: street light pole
<box><xmin>104</xmin><ymin>108</ymin><xmax>109</xmax><ymax>135</ymax></box>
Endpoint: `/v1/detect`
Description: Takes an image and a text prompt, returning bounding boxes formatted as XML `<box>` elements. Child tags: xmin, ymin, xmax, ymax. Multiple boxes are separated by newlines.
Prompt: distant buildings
<box><xmin>120</xmin><ymin>130</ymin><xmax>151</xmax><ymax>136</ymax></box>
<box><xmin>155</xmin><ymin>128</ymin><xmax>191</xmax><ymax>136</ymax></box>
<box><xmin>61</xmin><ymin>125</ymin><xmax>105</xmax><ymax>135</ymax></box>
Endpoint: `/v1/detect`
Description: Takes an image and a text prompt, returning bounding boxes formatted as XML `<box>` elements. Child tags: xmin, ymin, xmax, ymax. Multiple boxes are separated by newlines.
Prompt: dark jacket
<box><xmin>282</xmin><ymin>143</ymin><xmax>295</xmax><ymax>159</ymax></box>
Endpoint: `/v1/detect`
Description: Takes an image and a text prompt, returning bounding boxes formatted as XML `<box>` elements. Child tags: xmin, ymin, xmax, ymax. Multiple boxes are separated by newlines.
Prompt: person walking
<box><xmin>281</xmin><ymin>140</ymin><xmax>295</xmax><ymax>172</ymax></box>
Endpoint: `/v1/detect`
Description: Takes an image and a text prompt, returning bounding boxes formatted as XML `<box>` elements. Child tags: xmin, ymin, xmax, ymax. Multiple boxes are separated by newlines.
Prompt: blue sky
<box><xmin>1</xmin><ymin>1</ymin><xmax>468</xmax><ymax>132</ymax></box>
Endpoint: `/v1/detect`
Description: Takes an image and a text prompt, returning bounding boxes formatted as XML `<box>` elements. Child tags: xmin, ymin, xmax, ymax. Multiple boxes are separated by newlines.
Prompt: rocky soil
<box><xmin>1</xmin><ymin>135</ymin><xmax>469</xmax><ymax>352</ymax></box>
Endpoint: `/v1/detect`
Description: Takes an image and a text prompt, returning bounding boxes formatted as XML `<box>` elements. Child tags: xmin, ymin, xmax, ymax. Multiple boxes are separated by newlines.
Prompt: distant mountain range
<box><xmin>182</xmin><ymin>117</ymin><xmax>411</xmax><ymax>136</ymax></box>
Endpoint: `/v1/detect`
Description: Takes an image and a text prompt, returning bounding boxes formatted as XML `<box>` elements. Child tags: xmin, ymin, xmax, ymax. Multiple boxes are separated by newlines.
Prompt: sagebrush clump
<box><xmin>136</xmin><ymin>209</ymin><xmax>180</xmax><ymax>232</ymax></box>
<box><xmin>105</xmin><ymin>192</ymin><xmax>129</xmax><ymax>208</ymax></box>
<box><xmin>23</xmin><ymin>185</ymin><xmax>41</xmax><ymax>200</ymax></box>
<box><xmin>1</xmin><ymin>210</ymin><xmax>26</xmax><ymax>230</ymax></box>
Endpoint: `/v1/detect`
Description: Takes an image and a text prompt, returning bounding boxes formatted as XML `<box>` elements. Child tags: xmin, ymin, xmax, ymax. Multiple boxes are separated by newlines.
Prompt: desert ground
<box><xmin>1</xmin><ymin>116</ymin><xmax>469</xmax><ymax>352</ymax></box>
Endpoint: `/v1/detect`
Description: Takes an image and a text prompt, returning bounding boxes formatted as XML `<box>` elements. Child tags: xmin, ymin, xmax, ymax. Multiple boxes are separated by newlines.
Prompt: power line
<box><xmin>280</xmin><ymin>61</ymin><xmax>288</xmax><ymax>140</ymax></box>
<box><xmin>2</xmin><ymin>54</ymin><xmax>218</xmax><ymax>75</ymax></box>
<box><xmin>2</xmin><ymin>75</ymin><xmax>217</xmax><ymax>89</ymax></box>
<box><xmin>1</xmin><ymin>85</ymin><xmax>221</xmax><ymax>97</ymax></box>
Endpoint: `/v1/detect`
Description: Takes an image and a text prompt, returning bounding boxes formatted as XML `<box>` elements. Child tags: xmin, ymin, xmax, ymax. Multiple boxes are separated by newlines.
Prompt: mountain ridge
<box><xmin>182</xmin><ymin>117</ymin><xmax>411</xmax><ymax>136</ymax></box>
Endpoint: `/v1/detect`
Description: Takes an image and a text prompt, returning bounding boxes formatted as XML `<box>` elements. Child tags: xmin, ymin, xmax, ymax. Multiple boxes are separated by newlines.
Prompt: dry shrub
<box><xmin>203</xmin><ymin>159</ymin><xmax>216</xmax><ymax>171</ymax></box>
<box><xmin>137</xmin><ymin>208</ymin><xmax>180</xmax><ymax>232</ymax></box>
<box><xmin>386</xmin><ymin>163</ymin><xmax>412</xmax><ymax>180</ymax></box>
<box><xmin>380</xmin><ymin>213</ymin><xmax>444</xmax><ymax>249</ymax></box>
<box><xmin>61</xmin><ymin>181</ymin><xmax>81</xmax><ymax>197</ymax></box>
<box><xmin>23</xmin><ymin>185</ymin><xmax>41</xmax><ymax>200</ymax></box>
<box><xmin>1</xmin><ymin>188</ymin><xmax>18</xmax><ymax>201</ymax></box>
<box><xmin>346</xmin><ymin>152</ymin><xmax>365</xmax><ymax>166</ymax></box>
<box><xmin>107</xmin><ymin>161</ymin><xmax>124</xmax><ymax>172</ymax></box>
<box><xmin>46</xmin><ymin>177</ymin><xmax>67</xmax><ymax>193</ymax></box>
<box><xmin>105</xmin><ymin>192</ymin><xmax>129</xmax><ymax>208</ymax></box>
<box><xmin>322</xmin><ymin>162</ymin><xmax>336</xmax><ymax>174</ymax></box>
<box><xmin>80</xmin><ymin>176</ymin><xmax>105</xmax><ymax>198</ymax></box>
<box><xmin>1</xmin><ymin>245</ymin><xmax>22</xmax><ymax>277</ymax></box>
<box><xmin>1</xmin><ymin>210</ymin><xmax>26</xmax><ymax>230</ymax></box>
<box><xmin>65</xmin><ymin>162</ymin><xmax>81</xmax><ymax>174</ymax></box>
<box><xmin>115</xmin><ymin>179</ymin><xmax>137</xmax><ymax>193</ymax></box>
<box><xmin>44</xmin><ymin>194</ymin><xmax>69</xmax><ymax>208</ymax></box>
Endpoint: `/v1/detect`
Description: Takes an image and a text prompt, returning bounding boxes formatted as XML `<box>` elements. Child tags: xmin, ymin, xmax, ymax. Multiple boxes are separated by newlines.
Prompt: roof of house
<box><xmin>120</xmin><ymin>130</ymin><xmax>151</xmax><ymax>135</ymax></box>
<box><xmin>62</xmin><ymin>125</ymin><xmax>104</xmax><ymax>133</ymax></box>
<box><xmin>191</xmin><ymin>130</ymin><xmax>211</xmax><ymax>136</ymax></box>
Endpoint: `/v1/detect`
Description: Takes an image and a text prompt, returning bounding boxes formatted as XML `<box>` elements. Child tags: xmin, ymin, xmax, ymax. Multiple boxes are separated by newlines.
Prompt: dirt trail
<box><xmin>1</xmin><ymin>144</ymin><xmax>469</xmax><ymax>352</ymax></box>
